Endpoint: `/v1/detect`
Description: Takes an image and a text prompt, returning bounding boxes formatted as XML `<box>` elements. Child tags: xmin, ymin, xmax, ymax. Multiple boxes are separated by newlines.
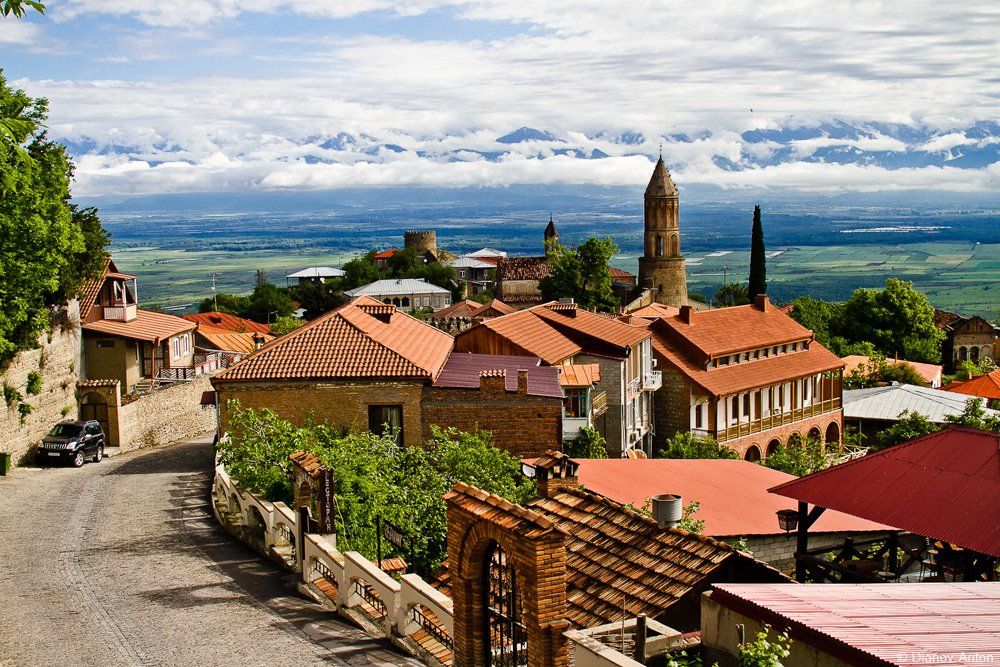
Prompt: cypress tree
<box><xmin>748</xmin><ymin>204</ymin><xmax>767</xmax><ymax>300</ymax></box>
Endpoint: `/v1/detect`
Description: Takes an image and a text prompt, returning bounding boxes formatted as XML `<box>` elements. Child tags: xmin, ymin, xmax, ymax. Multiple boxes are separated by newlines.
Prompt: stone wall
<box><xmin>652</xmin><ymin>366</ymin><xmax>690</xmax><ymax>451</ymax></box>
<box><xmin>116</xmin><ymin>375</ymin><xmax>217</xmax><ymax>453</ymax></box>
<box><xmin>0</xmin><ymin>303</ymin><xmax>83</xmax><ymax>465</ymax></box>
<box><xmin>421</xmin><ymin>379</ymin><xmax>563</xmax><ymax>458</ymax></box>
<box><xmin>574</xmin><ymin>354</ymin><xmax>625</xmax><ymax>457</ymax></box>
<box><xmin>214</xmin><ymin>379</ymin><xmax>425</xmax><ymax>446</ymax></box>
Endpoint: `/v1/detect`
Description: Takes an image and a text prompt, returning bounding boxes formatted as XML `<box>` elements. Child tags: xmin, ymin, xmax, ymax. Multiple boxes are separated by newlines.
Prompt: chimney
<box><xmin>755</xmin><ymin>294</ymin><xmax>770</xmax><ymax>311</ymax></box>
<box><xmin>533</xmin><ymin>450</ymin><xmax>579</xmax><ymax>498</ymax></box>
<box><xmin>252</xmin><ymin>332</ymin><xmax>266</xmax><ymax>350</ymax></box>
<box><xmin>651</xmin><ymin>494</ymin><xmax>683</xmax><ymax>530</ymax></box>
<box><xmin>517</xmin><ymin>370</ymin><xmax>529</xmax><ymax>395</ymax></box>
<box><xmin>679</xmin><ymin>305</ymin><xmax>694</xmax><ymax>324</ymax></box>
<box><xmin>479</xmin><ymin>369</ymin><xmax>507</xmax><ymax>396</ymax></box>
<box><xmin>558</xmin><ymin>297</ymin><xmax>574</xmax><ymax>305</ymax></box>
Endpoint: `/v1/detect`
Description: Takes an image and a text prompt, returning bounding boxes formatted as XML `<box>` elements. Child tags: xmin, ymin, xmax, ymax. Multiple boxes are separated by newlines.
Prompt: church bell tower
<box><xmin>637</xmin><ymin>157</ymin><xmax>687</xmax><ymax>307</ymax></box>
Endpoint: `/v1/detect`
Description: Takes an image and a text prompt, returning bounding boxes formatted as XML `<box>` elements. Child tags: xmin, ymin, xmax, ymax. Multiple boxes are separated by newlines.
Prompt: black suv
<box><xmin>38</xmin><ymin>420</ymin><xmax>105</xmax><ymax>467</ymax></box>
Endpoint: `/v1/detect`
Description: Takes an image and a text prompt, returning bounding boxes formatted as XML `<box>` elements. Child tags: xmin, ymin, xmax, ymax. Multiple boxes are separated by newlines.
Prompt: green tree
<box><xmin>270</xmin><ymin>315</ymin><xmax>304</xmax><ymax>336</ymax></box>
<box><xmin>762</xmin><ymin>435</ymin><xmax>828</xmax><ymax>476</ymax></box>
<box><xmin>243</xmin><ymin>282</ymin><xmax>295</xmax><ymax>323</ymax></box>
<box><xmin>288</xmin><ymin>279</ymin><xmax>346</xmax><ymax>320</ymax></box>
<box><xmin>659</xmin><ymin>432</ymin><xmax>739</xmax><ymax>459</ymax></box>
<box><xmin>539</xmin><ymin>237</ymin><xmax>619</xmax><ymax>312</ymax></box>
<box><xmin>712</xmin><ymin>282</ymin><xmax>750</xmax><ymax>308</ymax></box>
<box><xmin>687</xmin><ymin>291</ymin><xmax>708</xmax><ymax>305</ymax></box>
<box><xmin>0</xmin><ymin>0</ymin><xmax>45</xmax><ymax>18</ymax></box>
<box><xmin>839</xmin><ymin>278</ymin><xmax>944</xmax><ymax>363</ymax></box>
<box><xmin>874</xmin><ymin>410</ymin><xmax>938</xmax><ymax>450</ymax></box>
<box><xmin>341</xmin><ymin>251</ymin><xmax>384</xmax><ymax>290</ymax></box>
<box><xmin>944</xmin><ymin>397</ymin><xmax>1000</xmax><ymax>431</ymax></box>
<box><xmin>0</xmin><ymin>72</ymin><xmax>109</xmax><ymax>365</ymax></box>
<box><xmin>748</xmin><ymin>204</ymin><xmax>766</xmax><ymax>300</ymax></box>
<box><xmin>198</xmin><ymin>292</ymin><xmax>251</xmax><ymax>315</ymax></box>
<box><xmin>789</xmin><ymin>296</ymin><xmax>844</xmax><ymax>350</ymax></box>
<box><xmin>565</xmin><ymin>426</ymin><xmax>608</xmax><ymax>458</ymax></box>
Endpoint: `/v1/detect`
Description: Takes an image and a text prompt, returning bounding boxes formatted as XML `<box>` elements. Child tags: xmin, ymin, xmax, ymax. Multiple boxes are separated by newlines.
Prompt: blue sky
<box><xmin>1</xmin><ymin>1</ymin><xmax>998</xmax><ymax>196</ymax></box>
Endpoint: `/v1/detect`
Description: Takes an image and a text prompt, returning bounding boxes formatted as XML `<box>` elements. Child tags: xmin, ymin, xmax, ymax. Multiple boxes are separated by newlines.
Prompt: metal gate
<box><xmin>483</xmin><ymin>541</ymin><xmax>527</xmax><ymax>666</ymax></box>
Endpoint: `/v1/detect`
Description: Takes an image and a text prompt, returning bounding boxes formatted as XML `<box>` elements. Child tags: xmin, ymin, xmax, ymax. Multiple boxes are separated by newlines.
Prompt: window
<box><xmin>182</xmin><ymin>334</ymin><xmax>190</xmax><ymax>354</ymax></box>
<box><xmin>423</xmin><ymin>297</ymin><xmax>430</xmax><ymax>307</ymax></box>
<box><xmin>368</xmin><ymin>405</ymin><xmax>403</xmax><ymax>446</ymax></box>
<box><xmin>172</xmin><ymin>338</ymin><xmax>180</xmax><ymax>359</ymax></box>
<box><xmin>402</xmin><ymin>297</ymin><xmax>410</xmax><ymax>308</ymax></box>
<box><xmin>731</xmin><ymin>395</ymin><xmax>739</xmax><ymax>419</ymax></box>
<box><xmin>563</xmin><ymin>388</ymin><xmax>588</xmax><ymax>418</ymax></box>
<box><xmin>743</xmin><ymin>393</ymin><xmax>750</xmax><ymax>416</ymax></box>
<box><xmin>694</xmin><ymin>403</ymin><xmax>703</xmax><ymax>429</ymax></box>
<box><xmin>655</xmin><ymin>235</ymin><xmax>664</xmax><ymax>257</ymax></box>
<box><xmin>96</xmin><ymin>339</ymin><xmax>115</xmax><ymax>349</ymax></box>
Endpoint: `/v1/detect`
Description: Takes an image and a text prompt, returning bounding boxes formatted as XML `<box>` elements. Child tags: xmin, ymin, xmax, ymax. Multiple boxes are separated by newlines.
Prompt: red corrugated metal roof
<box><xmin>770</xmin><ymin>426</ymin><xmax>1000</xmax><ymax>557</ymax></box>
<box><xmin>712</xmin><ymin>583</ymin><xmax>1000</xmax><ymax>667</ymax></box>
<box><xmin>432</xmin><ymin>352</ymin><xmax>562</xmax><ymax>398</ymax></box>
<box><xmin>574</xmin><ymin>458</ymin><xmax>888</xmax><ymax>537</ymax></box>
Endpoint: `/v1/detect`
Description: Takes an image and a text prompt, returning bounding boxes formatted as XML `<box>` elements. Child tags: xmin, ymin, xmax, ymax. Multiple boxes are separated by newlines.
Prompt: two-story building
<box><xmin>344</xmin><ymin>278</ymin><xmax>452</xmax><ymax>312</ymax></box>
<box><xmin>453</xmin><ymin>300</ymin><xmax>658</xmax><ymax>456</ymax></box>
<box><xmin>448</xmin><ymin>257</ymin><xmax>496</xmax><ymax>295</ymax></box>
<box><xmin>935</xmin><ymin>309</ymin><xmax>998</xmax><ymax>372</ymax></box>
<box><xmin>634</xmin><ymin>295</ymin><xmax>845</xmax><ymax>460</ymax></box>
<box><xmin>80</xmin><ymin>259</ymin><xmax>198</xmax><ymax>395</ymax></box>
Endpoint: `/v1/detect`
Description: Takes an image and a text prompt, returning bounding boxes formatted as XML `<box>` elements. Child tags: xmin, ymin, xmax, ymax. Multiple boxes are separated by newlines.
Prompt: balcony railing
<box><xmin>644</xmin><ymin>370</ymin><xmax>662</xmax><ymax>391</ymax></box>
<box><xmin>103</xmin><ymin>304</ymin><xmax>137</xmax><ymax>322</ymax></box>
<box><xmin>591</xmin><ymin>391</ymin><xmax>607</xmax><ymax>417</ymax></box>
<box><xmin>716</xmin><ymin>398</ymin><xmax>842</xmax><ymax>443</ymax></box>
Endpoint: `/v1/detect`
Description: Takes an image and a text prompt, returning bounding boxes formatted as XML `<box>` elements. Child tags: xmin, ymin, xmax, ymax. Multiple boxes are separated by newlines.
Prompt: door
<box><xmin>79</xmin><ymin>397</ymin><xmax>110</xmax><ymax>442</ymax></box>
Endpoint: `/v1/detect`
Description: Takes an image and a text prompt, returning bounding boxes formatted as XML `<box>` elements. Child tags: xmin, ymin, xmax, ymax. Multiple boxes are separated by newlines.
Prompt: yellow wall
<box><xmin>215</xmin><ymin>380</ymin><xmax>425</xmax><ymax>446</ymax></box>
<box><xmin>84</xmin><ymin>334</ymin><xmax>141</xmax><ymax>393</ymax></box>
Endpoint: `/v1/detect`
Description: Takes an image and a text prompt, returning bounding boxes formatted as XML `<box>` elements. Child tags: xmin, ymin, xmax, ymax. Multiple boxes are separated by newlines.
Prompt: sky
<box><xmin>1</xmin><ymin>1</ymin><xmax>998</xmax><ymax>196</ymax></box>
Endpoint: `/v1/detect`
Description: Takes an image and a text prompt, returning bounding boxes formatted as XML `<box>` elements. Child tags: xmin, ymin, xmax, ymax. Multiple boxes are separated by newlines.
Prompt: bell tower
<box><xmin>637</xmin><ymin>157</ymin><xmax>687</xmax><ymax>307</ymax></box>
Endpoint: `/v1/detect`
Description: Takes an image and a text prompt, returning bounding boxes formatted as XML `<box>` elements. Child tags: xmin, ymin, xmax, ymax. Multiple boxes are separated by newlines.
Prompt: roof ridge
<box><xmin>339</xmin><ymin>307</ymin><xmax>434</xmax><ymax>377</ymax></box>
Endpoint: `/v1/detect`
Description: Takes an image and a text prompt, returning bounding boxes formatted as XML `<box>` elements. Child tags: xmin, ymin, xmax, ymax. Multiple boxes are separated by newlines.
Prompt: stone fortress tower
<box><xmin>637</xmin><ymin>157</ymin><xmax>688</xmax><ymax>307</ymax></box>
<box><xmin>404</xmin><ymin>230</ymin><xmax>437</xmax><ymax>254</ymax></box>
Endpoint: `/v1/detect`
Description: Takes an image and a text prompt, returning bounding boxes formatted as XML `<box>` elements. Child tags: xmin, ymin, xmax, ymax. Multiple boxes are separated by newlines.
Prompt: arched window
<box><xmin>669</xmin><ymin>234</ymin><xmax>679</xmax><ymax>256</ymax></box>
<box><xmin>401</xmin><ymin>297</ymin><xmax>410</xmax><ymax>308</ymax></box>
<box><xmin>970</xmin><ymin>346</ymin><xmax>980</xmax><ymax>363</ymax></box>
<box><xmin>483</xmin><ymin>541</ymin><xmax>526</xmax><ymax>665</ymax></box>
<box><xmin>744</xmin><ymin>445</ymin><xmax>761</xmax><ymax>462</ymax></box>
<box><xmin>766</xmin><ymin>439</ymin><xmax>781</xmax><ymax>457</ymax></box>
<box><xmin>392</xmin><ymin>297</ymin><xmax>401</xmax><ymax>306</ymax></box>
<box><xmin>655</xmin><ymin>235</ymin><xmax>664</xmax><ymax>257</ymax></box>
<box><xmin>959</xmin><ymin>347</ymin><xmax>968</xmax><ymax>361</ymax></box>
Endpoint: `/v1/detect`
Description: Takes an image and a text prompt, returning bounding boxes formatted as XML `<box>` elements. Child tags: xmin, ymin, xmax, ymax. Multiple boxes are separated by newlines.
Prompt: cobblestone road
<box><xmin>0</xmin><ymin>436</ymin><xmax>420</xmax><ymax>667</ymax></box>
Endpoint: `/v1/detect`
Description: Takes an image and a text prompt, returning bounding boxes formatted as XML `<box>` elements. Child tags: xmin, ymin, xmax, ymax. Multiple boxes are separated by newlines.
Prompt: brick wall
<box><xmin>574</xmin><ymin>354</ymin><xmax>625</xmax><ymax>457</ymax></box>
<box><xmin>115</xmin><ymin>375</ymin><xmax>217</xmax><ymax>453</ymax></box>
<box><xmin>723</xmin><ymin>409</ymin><xmax>843</xmax><ymax>460</ymax></box>
<box><xmin>652</xmin><ymin>366</ymin><xmax>691</xmax><ymax>452</ymax></box>
<box><xmin>421</xmin><ymin>382</ymin><xmax>562</xmax><ymax>458</ymax></box>
<box><xmin>214</xmin><ymin>379</ymin><xmax>425</xmax><ymax>446</ymax></box>
<box><xmin>0</xmin><ymin>302</ymin><xmax>83</xmax><ymax>465</ymax></box>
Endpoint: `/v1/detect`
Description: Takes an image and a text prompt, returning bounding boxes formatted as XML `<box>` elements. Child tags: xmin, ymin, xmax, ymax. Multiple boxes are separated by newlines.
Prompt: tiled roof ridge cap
<box><xmin>447</xmin><ymin>482</ymin><xmax>560</xmax><ymax>532</ymax></box>
<box><xmin>360</xmin><ymin>303</ymin><xmax>453</xmax><ymax>378</ymax></box>
<box><xmin>479</xmin><ymin>368</ymin><xmax>507</xmax><ymax>378</ymax></box>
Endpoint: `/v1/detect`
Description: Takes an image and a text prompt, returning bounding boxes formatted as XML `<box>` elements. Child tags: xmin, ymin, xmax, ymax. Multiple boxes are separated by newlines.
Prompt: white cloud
<box><xmin>0</xmin><ymin>21</ymin><xmax>41</xmax><ymax>45</ymax></box>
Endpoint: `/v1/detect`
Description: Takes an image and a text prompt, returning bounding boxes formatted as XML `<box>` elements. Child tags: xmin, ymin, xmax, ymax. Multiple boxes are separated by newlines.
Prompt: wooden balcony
<box><xmin>716</xmin><ymin>398</ymin><xmax>842</xmax><ymax>443</ymax></box>
<box><xmin>103</xmin><ymin>304</ymin><xmax>137</xmax><ymax>322</ymax></box>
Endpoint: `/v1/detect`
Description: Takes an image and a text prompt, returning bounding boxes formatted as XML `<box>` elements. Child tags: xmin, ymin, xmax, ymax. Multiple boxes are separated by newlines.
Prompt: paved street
<box><xmin>0</xmin><ymin>436</ymin><xmax>419</xmax><ymax>667</ymax></box>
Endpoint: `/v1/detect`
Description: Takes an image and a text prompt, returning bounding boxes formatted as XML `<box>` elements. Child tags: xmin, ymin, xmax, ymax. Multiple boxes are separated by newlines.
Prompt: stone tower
<box><xmin>404</xmin><ymin>230</ymin><xmax>437</xmax><ymax>253</ymax></box>
<box><xmin>637</xmin><ymin>157</ymin><xmax>687</xmax><ymax>307</ymax></box>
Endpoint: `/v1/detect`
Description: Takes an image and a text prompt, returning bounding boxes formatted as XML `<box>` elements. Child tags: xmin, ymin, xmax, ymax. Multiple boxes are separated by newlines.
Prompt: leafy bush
<box><xmin>217</xmin><ymin>404</ymin><xmax>534</xmax><ymax>574</ymax></box>
<box><xmin>565</xmin><ymin>426</ymin><xmax>607</xmax><ymax>458</ymax></box>
<box><xmin>270</xmin><ymin>316</ymin><xmax>304</xmax><ymax>336</ymax></box>
<box><xmin>677</xmin><ymin>501</ymin><xmax>704</xmax><ymax>534</ymax></box>
<box><xmin>739</xmin><ymin>627</ymin><xmax>792</xmax><ymax>667</ymax></box>
<box><xmin>762</xmin><ymin>436</ymin><xmax>828</xmax><ymax>476</ymax></box>
<box><xmin>25</xmin><ymin>371</ymin><xmax>42</xmax><ymax>395</ymax></box>
<box><xmin>3</xmin><ymin>381</ymin><xmax>20</xmax><ymax>408</ymax></box>
<box><xmin>17</xmin><ymin>401</ymin><xmax>32</xmax><ymax>425</ymax></box>
<box><xmin>875</xmin><ymin>410</ymin><xmax>937</xmax><ymax>450</ymax></box>
<box><xmin>659</xmin><ymin>432</ymin><xmax>738</xmax><ymax>459</ymax></box>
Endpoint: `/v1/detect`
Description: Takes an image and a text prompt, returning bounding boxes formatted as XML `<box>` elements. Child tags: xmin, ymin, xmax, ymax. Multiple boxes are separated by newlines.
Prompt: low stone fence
<box><xmin>212</xmin><ymin>465</ymin><xmax>455</xmax><ymax>666</ymax></box>
<box><xmin>116</xmin><ymin>375</ymin><xmax>217</xmax><ymax>453</ymax></box>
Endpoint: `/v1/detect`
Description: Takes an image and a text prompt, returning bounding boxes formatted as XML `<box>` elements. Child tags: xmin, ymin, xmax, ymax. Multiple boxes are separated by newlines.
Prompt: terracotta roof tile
<box><xmin>432</xmin><ymin>300</ymin><xmax>481</xmax><ymax>318</ymax></box>
<box><xmin>526</xmin><ymin>487</ymin><xmax>787</xmax><ymax>628</ymax></box>
<box><xmin>289</xmin><ymin>450</ymin><xmax>325</xmax><ymax>478</ymax></box>
<box><xmin>214</xmin><ymin>296</ymin><xmax>453</xmax><ymax>382</ymax></box>
<box><xmin>468</xmin><ymin>308</ymin><xmax>582</xmax><ymax>363</ymax></box>
<box><xmin>842</xmin><ymin>354</ymin><xmax>942</xmax><ymax>386</ymax></box>
<box><xmin>197</xmin><ymin>326</ymin><xmax>273</xmax><ymax>354</ymax></box>
<box><xmin>182</xmin><ymin>311</ymin><xmax>272</xmax><ymax>334</ymax></box>
<box><xmin>534</xmin><ymin>304</ymin><xmax>650</xmax><ymax>350</ymax></box>
<box><xmin>638</xmin><ymin>318</ymin><xmax>842</xmax><ymax>397</ymax></box>
<box><xmin>657</xmin><ymin>301</ymin><xmax>815</xmax><ymax>359</ymax></box>
<box><xmin>474</xmin><ymin>298</ymin><xmax>515</xmax><ymax>316</ymax></box>
<box><xmin>629</xmin><ymin>302</ymin><xmax>681</xmax><ymax>319</ymax></box>
<box><xmin>82</xmin><ymin>309</ymin><xmax>196</xmax><ymax>343</ymax></box>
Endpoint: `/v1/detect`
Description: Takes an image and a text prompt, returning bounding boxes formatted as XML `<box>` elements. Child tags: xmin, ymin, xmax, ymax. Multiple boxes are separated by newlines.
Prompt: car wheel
<box><xmin>73</xmin><ymin>451</ymin><xmax>85</xmax><ymax>468</ymax></box>
<box><xmin>93</xmin><ymin>445</ymin><xmax>104</xmax><ymax>463</ymax></box>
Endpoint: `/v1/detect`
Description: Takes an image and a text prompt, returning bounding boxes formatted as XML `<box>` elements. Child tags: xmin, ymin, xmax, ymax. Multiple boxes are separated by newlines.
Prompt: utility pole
<box><xmin>723</xmin><ymin>265</ymin><xmax>728</xmax><ymax>286</ymax></box>
<box><xmin>209</xmin><ymin>273</ymin><xmax>221</xmax><ymax>312</ymax></box>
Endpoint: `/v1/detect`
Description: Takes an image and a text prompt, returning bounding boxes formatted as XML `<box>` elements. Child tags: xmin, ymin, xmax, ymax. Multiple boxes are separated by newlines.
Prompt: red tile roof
<box><xmin>657</xmin><ymin>300</ymin><xmax>814</xmax><ymax>359</ymax></box>
<box><xmin>770</xmin><ymin>426</ymin><xmax>1000</xmax><ymax>557</ymax></box>
<box><xmin>572</xmin><ymin>459</ymin><xmax>889</xmax><ymax>537</ymax></box>
<box><xmin>182</xmin><ymin>311</ymin><xmax>272</xmax><ymax>334</ymax></box>
<box><xmin>432</xmin><ymin>353</ymin><xmax>563</xmax><ymax>398</ymax></box>
<box><xmin>432</xmin><ymin>300</ymin><xmax>481</xmax><ymax>318</ymax></box>
<box><xmin>609</xmin><ymin>266</ymin><xmax>635</xmax><ymax>281</ymax></box>
<box><xmin>78</xmin><ymin>257</ymin><xmax>117</xmax><ymax>321</ymax></box>
<box><xmin>637</xmin><ymin>319</ymin><xmax>842</xmax><ymax>397</ymax></box>
<box><xmin>475</xmin><ymin>298</ymin><xmax>515</xmax><ymax>316</ymax></box>
<box><xmin>373</xmin><ymin>248</ymin><xmax>399</xmax><ymax>260</ymax></box>
<box><xmin>461</xmin><ymin>302</ymin><xmax>651</xmax><ymax>365</ymax></box>
<box><xmin>289</xmin><ymin>450</ymin><xmax>325</xmax><ymax>479</ymax></box>
<box><xmin>197</xmin><ymin>326</ymin><xmax>273</xmax><ymax>354</ymax></box>
<box><xmin>711</xmin><ymin>583</ymin><xmax>1000</xmax><ymax>667</ymax></box>
<box><xmin>526</xmin><ymin>486</ymin><xmax>787</xmax><ymax>628</ymax></box>
<box><xmin>944</xmin><ymin>369</ymin><xmax>1000</xmax><ymax>400</ymax></box>
<box><xmin>842</xmin><ymin>354</ymin><xmax>943</xmax><ymax>386</ymax></box>
<box><xmin>82</xmin><ymin>309</ymin><xmax>196</xmax><ymax>343</ymax></box>
<box><xmin>213</xmin><ymin>296</ymin><xmax>453</xmax><ymax>382</ymax></box>
<box><xmin>629</xmin><ymin>302</ymin><xmax>680</xmax><ymax>319</ymax></box>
